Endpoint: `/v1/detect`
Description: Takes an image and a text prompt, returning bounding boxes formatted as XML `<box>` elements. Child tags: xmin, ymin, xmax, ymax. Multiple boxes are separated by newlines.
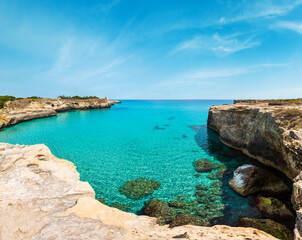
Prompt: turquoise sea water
<box><xmin>0</xmin><ymin>100</ymin><xmax>265</xmax><ymax>225</ymax></box>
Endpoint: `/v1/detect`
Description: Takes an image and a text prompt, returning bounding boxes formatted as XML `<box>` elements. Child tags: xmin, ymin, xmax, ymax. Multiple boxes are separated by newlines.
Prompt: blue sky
<box><xmin>1</xmin><ymin>0</ymin><xmax>302</xmax><ymax>99</ymax></box>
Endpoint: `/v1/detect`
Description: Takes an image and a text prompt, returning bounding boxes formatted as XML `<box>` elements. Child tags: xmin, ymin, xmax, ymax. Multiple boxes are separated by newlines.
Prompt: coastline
<box><xmin>0</xmin><ymin>98</ymin><xmax>298</xmax><ymax>239</ymax></box>
<box><xmin>0</xmin><ymin>142</ymin><xmax>276</xmax><ymax>240</ymax></box>
<box><xmin>0</xmin><ymin>98</ymin><xmax>119</xmax><ymax>129</ymax></box>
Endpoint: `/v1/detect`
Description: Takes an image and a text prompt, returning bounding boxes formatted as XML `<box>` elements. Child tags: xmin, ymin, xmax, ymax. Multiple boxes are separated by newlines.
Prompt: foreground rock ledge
<box><xmin>0</xmin><ymin>143</ymin><xmax>276</xmax><ymax>240</ymax></box>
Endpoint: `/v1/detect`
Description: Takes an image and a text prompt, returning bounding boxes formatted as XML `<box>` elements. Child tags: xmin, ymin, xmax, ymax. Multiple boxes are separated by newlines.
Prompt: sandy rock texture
<box><xmin>0</xmin><ymin>98</ymin><xmax>115</xmax><ymax>129</ymax></box>
<box><xmin>0</xmin><ymin>143</ymin><xmax>277</xmax><ymax>240</ymax></box>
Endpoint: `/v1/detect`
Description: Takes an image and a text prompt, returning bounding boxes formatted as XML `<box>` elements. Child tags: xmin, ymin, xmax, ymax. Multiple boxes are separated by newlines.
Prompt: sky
<box><xmin>1</xmin><ymin>0</ymin><xmax>302</xmax><ymax>99</ymax></box>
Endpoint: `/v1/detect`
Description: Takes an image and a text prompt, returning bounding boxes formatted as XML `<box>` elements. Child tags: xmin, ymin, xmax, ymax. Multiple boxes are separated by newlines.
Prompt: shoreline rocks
<box><xmin>229</xmin><ymin>164</ymin><xmax>290</xmax><ymax>197</ymax></box>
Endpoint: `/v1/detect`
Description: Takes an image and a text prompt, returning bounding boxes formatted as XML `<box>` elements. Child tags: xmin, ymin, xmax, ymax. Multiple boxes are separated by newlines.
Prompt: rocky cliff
<box><xmin>0</xmin><ymin>143</ymin><xmax>276</xmax><ymax>240</ymax></box>
<box><xmin>0</xmin><ymin>98</ymin><xmax>116</xmax><ymax>129</ymax></box>
<box><xmin>207</xmin><ymin>102</ymin><xmax>302</xmax><ymax>179</ymax></box>
<box><xmin>207</xmin><ymin>101</ymin><xmax>302</xmax><ymax>239</ymax></box>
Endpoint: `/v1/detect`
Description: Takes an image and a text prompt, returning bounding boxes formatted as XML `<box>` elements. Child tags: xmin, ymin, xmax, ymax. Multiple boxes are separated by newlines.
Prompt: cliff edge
<box><xmin>0</xmin><ymin>98</ymin><xmax>116</xmax><ymax>129</ymax></box>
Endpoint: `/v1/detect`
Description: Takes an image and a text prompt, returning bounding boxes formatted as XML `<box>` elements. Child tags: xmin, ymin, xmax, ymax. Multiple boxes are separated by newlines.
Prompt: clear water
<box><xmin>0</xmin><ymin>100</ymin><xmax>265</xmax><ymax>225</ymax></box>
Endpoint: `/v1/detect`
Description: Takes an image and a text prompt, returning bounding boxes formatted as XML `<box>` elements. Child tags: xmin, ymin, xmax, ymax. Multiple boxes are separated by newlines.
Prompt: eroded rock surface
<box><xmin>208</xmin><ymin>102</ymin><xmax>302</xmax><ymax>179</ymax></box>
<box><xmin>0</xmin><ymin>143</ymin><xmax>277</xmax><ymax>239</ymax></box>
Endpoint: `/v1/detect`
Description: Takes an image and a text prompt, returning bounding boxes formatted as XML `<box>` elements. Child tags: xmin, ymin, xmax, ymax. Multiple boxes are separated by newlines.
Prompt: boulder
<box><xmin>239</xmin><ymin>217</ymin><xmax>293</xmax><ymax>240</ymax></box>
<box><xmin>229</xmin><ymin>164</ymin><xmax>290</xmax><ymax>196</ymax></box>
<box><xmin>193</xmin><ymin>159</ymin><xmax>213</xmax><ymax>172</ymax></box>
<box><xmin>256</xmin><ymin>196</ymin><xmax>294</xmax><ymax>220</ymax></box>
<box><xmin>119</xmin><ymin>177</ymin><xmax>160</xmax><ymax>200</ymax></box>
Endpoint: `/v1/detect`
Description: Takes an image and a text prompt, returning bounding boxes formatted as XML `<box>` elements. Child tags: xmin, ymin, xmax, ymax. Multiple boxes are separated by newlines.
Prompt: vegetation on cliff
<box><xmin>57</xmin><ymin>95</ymin><xmax>99</xmax><ymax>99</ymax></box>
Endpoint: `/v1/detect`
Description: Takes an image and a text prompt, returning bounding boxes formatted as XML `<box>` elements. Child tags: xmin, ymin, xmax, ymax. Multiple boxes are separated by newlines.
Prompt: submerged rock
<box><xmin>144</xmin><ymin>198</ymin><xmax>176</xmax><ymax>225</ymax></box>
<box><xmin>169</xmin><ymin>214</ymin><xmax>210</xmax><ymax>228</ymax></box>
<box><xmin>119</xmin><ymin>177</ymin><xmax>160</xmax><ymax>200</ymax></box>
<box><xmin>195</xmin><ymin>184</ymin><xmax>209</xmax><ymax>191</ymax></box>
<box><xmin>255</xmin><ymin>196</ymin><xmax>294</xmax><ymax>220</ymax></box>
<box><xmin>110</xmin><ymin>202</ymin><xmax>132</xmax><ymax>212</ymax></box>
<box><xmin>193</xmin><ymin>173</ymin><xmax>201</xmax><ymax>178</ymax></box>
<box><xmin>229</xmin><ymin>164</ymin><xmax>290</xmax><ymax>197</ymax></box>
<box><xmin>193</xmin><ymin>159</ymin><xmax>213</xmax><ymax>173</ymax></box>
<box><xmin>207</xmin><ymin>169</ymin><xmax>226</xmax><ymax>180</ymax></box>
<box><xmin>168</xmin><ymin>201</ymin><xmax>188</xmax><ymax>209</ymax></box>
<box><xmin>239</xmin><ymin>217</ymin><xmax>293</xmax><ymax>240</ymax></box>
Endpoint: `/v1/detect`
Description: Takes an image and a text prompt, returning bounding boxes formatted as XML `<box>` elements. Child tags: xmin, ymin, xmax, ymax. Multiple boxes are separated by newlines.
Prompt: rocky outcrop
<box><xmin>207</xmin><ymin>102</ymin><xmax>302</xmax><ymax>180</ymax></box>
<box><xmin>208</xmin><ymin>101</ymin><xmax>302</xmax><ymax>239</ymax></box>
<box><xmin>229</xmin><ymin>164</ymin><xmax>289</xmax><ymax>196</ymax></box>
<box><xmin>0</xmin><ymin>98</ymin><xmax>116</xmax><ymax>129</ymax></box>
<box><xmin>0</xmin><ymin>143</ymin><xmax>277</xmax><ymax>240</ymax></box>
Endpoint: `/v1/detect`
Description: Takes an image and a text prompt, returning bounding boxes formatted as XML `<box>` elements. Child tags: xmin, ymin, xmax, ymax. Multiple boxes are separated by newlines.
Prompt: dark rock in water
<box><xmin>193</xmin><ymin>159</ymin><xmax>213</xmax><ymax>172</ymax></box>
<box><xmin>172</xmin><ymin>232</ymin><xmax>189</xmax><ymax>238</ymax></box>
<box><xmin>207</xmin><ymin>169</ymin><xmax>226</xmax><ymax>180</ymax></box>
<box><xmin>182</xmin><ymin>134</ymin><xmax>188</xmax><ymax>138</ymax></box>
<box><xmin>168</xmin><ymin>201</ymin><xmax>188</xmax><ymax>209</ymax></box>
<box><xmin>255</xmin><ymin>196</ymin><xmax>295</xmax><ymax>220</ymax></box>
<box><xmin>144</xmin><ymin>198</ymin><xmax>176</xmax><ymax>225</ymax></box>
<box><xmin>110</xmin><ymin>202</ymin><xmax>132</xmax><ymax>212</ymax></box>
<box><xmin>195</xmin><ymin>184</ymin><xmax>209</xmax><ymax>191</ymax></box>
<box><xmin>210</xmin><ymin>181</ymin><xmax>222</xmax><ymax>188</ymax></box>
<box><xmin>119</xmin><ymin>177</ymin><xmax>160</xmax><ymax>200</ymax></box>
<box><xmin>154</xmin><ymin>126</ymin><xmax>165</xmax><ymax>130</ymax></box>
<box><xmin>188</xmin><ymin>125</ymin><xmax>203</xmax><ymax>132</ymax></box>
<box><xmin>195</xmin><ymin>190</ymin><xmax>207</xmax><ymax>198</ymax></box>
<box><xmin>96</xmin><ymin>198</ymin><xmax>106</xmax><ymax>204</ymax></box>
<box><xmin>164</xmin><ymin>124</ymin><xmax>170</xmax><ymax>127</ymax></box>
<box><xmin>168</xmin><ymin>117</ymin><xmax>175</xmax><ymax>120</ymax></box>
<box><xmin>218</xmin><ymin>150</ymin><xmax>239</xmax><ymax>158</ymax></box>
<box><xmin>208</xmin><ymin>188</ymin><xmax>223</xmax><ymax>196</ymax></box>
<box><xmin>193</xmin><ymin>173</ymin><xmax>201</xmax><ymax>178</ymax></box>
<box><xmin>208</xmin><ymin>195</ymin><xmax>220</xmax><ymax>202</ymax></box>
<box><xmin>229</xmin><ymin>164</ymin><xmax>290</xmax><ymax>197</ymax></box>
<box><xmin>169</xmin><ymin>214</ymin><xmax>210</xmax><ymax>228</ymax></box>
<box><xmin>239</xmin><ymin>217</ymin><xmax>293</xmax><ymax>240</ymax></box>
<box><xmin>196</xmin><ymin>196</ymin><xmax>210</xmax><ymax>204</ymax></box>
<box><xmin>174</xmin><ymin>196</ymin><xmax>189</xmax><ymax>201</ymax></box>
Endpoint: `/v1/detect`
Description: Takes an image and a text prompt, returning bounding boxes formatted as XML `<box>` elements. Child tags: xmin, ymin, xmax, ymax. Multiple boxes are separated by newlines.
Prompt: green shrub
<box><xmin>0</xmin><ymin>95</ymin><xmax>17</xmax><ymax>108</ymax></box>
<box><xmin>57</xmin><ymin>95</ymin><xmax>99</xmax><ymax>100</ymax></box>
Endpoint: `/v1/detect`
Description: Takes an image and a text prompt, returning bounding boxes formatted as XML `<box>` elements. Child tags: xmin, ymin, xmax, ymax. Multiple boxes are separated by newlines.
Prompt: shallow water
<box><xmin>0</xmin><ymin>100</ymin><xmax>266</xmax><ymax>225</ymax></box>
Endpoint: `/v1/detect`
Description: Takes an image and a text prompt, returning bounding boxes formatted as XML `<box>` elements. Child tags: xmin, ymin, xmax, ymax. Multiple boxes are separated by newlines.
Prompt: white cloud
<box><xmin>155</xmin><ymin>61</ymin><xmax>293</xmax><ymax>88</ymax></box>
<box><xmin>173</xmin><ymin>33</ymin><xmax>260</xmax><ymax>56</ymax></box>
<box><xmin>273</xmin><ymin>21</ymin><xmax>302</xmax><ymax>34</ymax></box>
<box><xmin>220</xmin><ymin>0</ymin><xmax>302</xmax><ymax>24</ymax></box>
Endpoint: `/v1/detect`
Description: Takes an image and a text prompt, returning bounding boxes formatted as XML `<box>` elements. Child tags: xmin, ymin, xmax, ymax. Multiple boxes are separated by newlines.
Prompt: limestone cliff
<box><xmin>0</xmin><ymin>98</ymin><xmax>116</xmax><ymax>129</ymax></box>
<box><xmin>0</xmin><ymin>143</ymin><xmax>276</xmax><ymax>240</ymax></box>
<box><xmin>207</xmin><ymin>102</ymin><xmax>302</xmax><ymax>179</ymax></box>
